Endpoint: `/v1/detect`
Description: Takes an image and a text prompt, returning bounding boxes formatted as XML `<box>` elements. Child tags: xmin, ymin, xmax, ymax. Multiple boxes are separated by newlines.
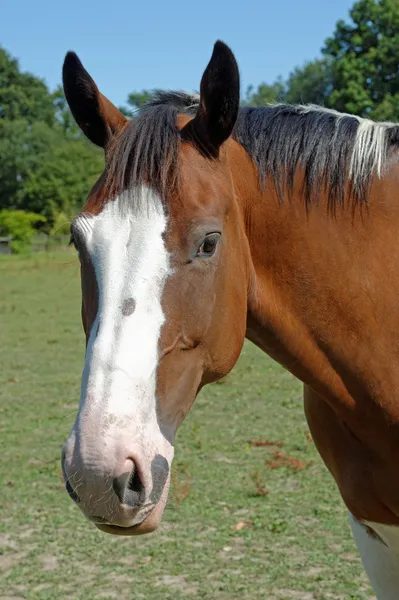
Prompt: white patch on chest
<box><xmin>72</xmin><ymin>185</ymin><xmax>172</xmax><ymax>468</ymax></box>
<box><xmin>350</xmin><ymin>513</ymin><xmax>399</xmax><ymax>600</ymax></box>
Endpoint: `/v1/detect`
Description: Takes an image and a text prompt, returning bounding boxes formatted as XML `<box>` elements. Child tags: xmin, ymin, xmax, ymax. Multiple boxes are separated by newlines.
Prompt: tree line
<box><xmin>0</xmin><ymin>0</ymin><xmax>398</xmax><ymax>249</ymax></box>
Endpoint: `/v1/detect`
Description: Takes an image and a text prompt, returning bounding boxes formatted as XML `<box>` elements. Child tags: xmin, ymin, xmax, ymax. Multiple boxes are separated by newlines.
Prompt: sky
<box><xmin>1</xmin><ymin>0</ymin><xmax>354</xmax><ymax>109</ymax></box>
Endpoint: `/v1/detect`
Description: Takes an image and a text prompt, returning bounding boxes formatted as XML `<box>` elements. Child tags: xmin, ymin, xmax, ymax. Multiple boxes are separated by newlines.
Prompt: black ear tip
<box><xmin>208</xmin><ymin>41</ymin><xmax>239</xmax><ymax>78</ymax></box>
<box><xmin>63</xmin><ymin>51</ymin><xmax>84</xmax><ymax>77</ymax></box>
<box><xmin>64</xmin><ymin>51</ymin><xmax>79</xmax><ymax>64</ymax></box>
<box><xmin>214</xmin><ymin>40</ymin><xmax>230</xmax><ymax>51</ymax></box>
<box><xmin>213</xmin><ymin>40</ymin><xmax>236</xmax><ymax>60</ymax></box>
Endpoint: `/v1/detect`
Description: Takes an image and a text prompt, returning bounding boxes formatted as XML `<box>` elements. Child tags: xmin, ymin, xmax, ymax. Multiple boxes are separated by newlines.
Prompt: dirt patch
<box><xmin>213</xmin><ymin>454</ymin><xmax>240</xmax><ymax>464</ymax></box>
<box><xmin>17</xmin><ymin>527</ymin><xmax>36</xmax><ymax>539</ymax></box>
<box><xmin>33</xmin><ymin>584</ymin><xmax>54</xmax><ymax>592</ymax></box>
<box><xmin>282</xmin><ymin>478</ymin><xmax>300</xmax><ymax>492</ymax></box>
<box><xmin>296</xmin><ymin>516</ymin><xmax>319</xmax><ymax>527</ymax></box>
<box><xmin>218</xmin><ymin>536</ymin><xmax>246</xmax><ymax>561</ymax></box>
<box><xmin>339</xmin><ymin>551</ymin><xmax>359</xmax><ymax>562</ymax></box>
<box><xmin>272</xmin><ymin>590</ymin><xmax>316</xmax><ymax>599</ymax></box>
<box><xmin>197</xmin><ymin>526</ymin><xmax>217</xmax><ymax>538</ymax></box>
<box><xmin>97</xmin><ymin>591</ymin><xmax>127</xmax><ymax>600</ymax></box>
<box><xmin>0</xmin><ymin>553</ymin><xmax>26</xmax><ymax>572</ymax></box>
<box><xmin>109</xmin><ymin>575</ymin><xmax>134</xmax><ymax>585</ymax></box>
<box><xmin>40</xmin><ymin>555</ymin><xmax>58</xmax><ymax>570</ymax></box>
<box><xmin>0</xmin><ymin>535</ymin><xmax>18</xmax><ymax>550</ymax></box>
<box><xmin>302</xmin><ymin>567</ymin><xmax>325</xmax><ymax>577</ymax></box>
<box><xmin>155</xmin><ymin>575</ymin><xmax>198</xmax><ymax>595</ymax></box>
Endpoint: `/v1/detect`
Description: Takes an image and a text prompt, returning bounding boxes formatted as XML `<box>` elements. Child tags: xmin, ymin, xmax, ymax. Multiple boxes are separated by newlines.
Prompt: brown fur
<box><xmin>63</xmin><ymin>41</ymin><xmax>399</xmax><ymax>534</ymax></box>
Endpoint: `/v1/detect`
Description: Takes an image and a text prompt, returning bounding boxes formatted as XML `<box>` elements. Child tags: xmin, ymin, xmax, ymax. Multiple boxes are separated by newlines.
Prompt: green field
<box><xmin>0</xmin><ymin>252</ymin><xmax>373</xmax><ymax>600</ymax></box>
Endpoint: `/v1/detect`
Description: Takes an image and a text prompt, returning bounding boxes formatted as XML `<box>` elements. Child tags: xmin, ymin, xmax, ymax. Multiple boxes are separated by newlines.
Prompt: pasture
<box><xmin>0</xmin><ymin>252</ymin><xmax>373</xmax><ymax>599</ymax></box>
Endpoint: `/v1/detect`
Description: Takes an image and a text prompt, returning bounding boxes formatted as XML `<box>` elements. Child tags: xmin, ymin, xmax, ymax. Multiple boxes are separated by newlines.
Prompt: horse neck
<box><xmin>228</xmin><ymin>142</ymin><xmax>358</xmax><ymax>410</ymax></box>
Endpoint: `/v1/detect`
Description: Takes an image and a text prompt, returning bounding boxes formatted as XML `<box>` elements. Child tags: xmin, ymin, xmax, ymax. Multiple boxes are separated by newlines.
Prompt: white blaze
<box><xmin>69</xmin><ymin>185</ymin><xmax>173</xmax><ymax>486</ymax></box>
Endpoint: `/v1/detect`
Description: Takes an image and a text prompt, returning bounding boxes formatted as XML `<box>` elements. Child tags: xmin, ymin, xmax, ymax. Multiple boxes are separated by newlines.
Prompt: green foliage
<box><xmin>239</xmin><ymin>0</ymin><xmax>399</xmax><ymax>119</ymax></box>
<box><xmin>0</xmin><ymin>209</ymin><xmax>46</xmax><ymax>253</ymax></box>
<box><xmin>19</xmin><ymin>137</ymin><xmax>104</xmax><ymax>221</ymax></box>
<box><xmin>49</xmin><ymin>211</ymin><xmax>72</xmax><ymax>236</ymax></box>
<box><xmin>284</xmin><ymin>59</ymin><xmax>333</xmax><ymax>106</ymax></box>
<box><xmin>127</xmin><ymin>90</ymin><xmax>153</xmax><ymax>110</ymax></box>
<box><xmin>323</xmin><ymin>0</ymin><xmax>399</xmax><ymax>119</ymax></box>
<box><xmin>0</xmin><ymin>49</ymin><xmax>103</xmax><ymax>225</ymax></box>
<box><xmin>0</xmin><ymin>119</ymin><xmax>62</xmax><ymax>210</ymax></box>
<box><xmin>0</xmin><ymin>47</ymin><xmax>55</xmax><ymax>126</ymax></box>
<box><xmin>52</xmin><ymin>84</ymin><xmax>81</xmax><ymax>137</ymax></box>
<box><xmin>1</xmin><ymin>0</ymin><xmax>399</xmax><ymax>239</ymax></box>
<box><xmin>243</xmin><ymin>80</ymin><xmax>286</xmax><ymax>106</ymax></box>
<box><xmin>119</xmin><ymin>90</ymin><xmax>154</xmax><ymax>115</ymax></box>
<box><xmin>243</xmin><ymin>59</ymin><xmax>333</xmax><ymax>107</ymax></box>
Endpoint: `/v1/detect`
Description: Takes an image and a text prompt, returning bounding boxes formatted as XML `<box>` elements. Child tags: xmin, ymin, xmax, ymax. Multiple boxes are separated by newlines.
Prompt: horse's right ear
<box><xmin>180</xmin><ymin>41</ymin><xmax>240</xmax><ymax>158</ymax></box>
<box><xmin>62</xmin><ymin>52</ymin><xmax>127</xmax><ymax>148</ymax></box>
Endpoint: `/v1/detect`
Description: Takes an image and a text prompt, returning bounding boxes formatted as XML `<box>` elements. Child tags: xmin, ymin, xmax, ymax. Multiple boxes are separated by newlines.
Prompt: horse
<box><xmin>61</xmin><ymin>40</ymin><xmax>399</xmax><ymax>599</ymax></box>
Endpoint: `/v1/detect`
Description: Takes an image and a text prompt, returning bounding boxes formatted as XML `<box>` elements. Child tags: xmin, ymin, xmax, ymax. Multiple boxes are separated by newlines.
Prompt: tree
<box><xmin>0</xmin><ymin>116</ymin><xmax>103</xmax><ymax>219</ymax></box>
<box><xmin>0</xmin><ymin>119</ymin><xmax>61</xmax><ymax>210</ymax></box>
<box><xmin>0</xmin><ymin>48</ymin><xmax>104</xmax><ymax>222</ymax></box>
<box><xmin>0</xmin><ymin>47</ymin><xmax>55</xmax><ymax>125</ymax></box>
<box><xmin>119</xmin><ymin>90</ymin><xmax>154</xmax><ymax>115</ymax></box>
<box><xmin>2</xmin><ymin>0</ymin><xmax>399</xmax><ymax>231</ymax></box>
<box><xmin>20</xmin><ymin>137</ymin><xmax>103</xmax><ymax>220</ymax></box>
<box><xmin>52</xmin><ymin>85</ymin><xmax>81</xmax><ymax>137</ymax></box>
<box><xmin>0</xmin><ymin>209</ymin><xmax>46</xmax><ymax>253</ymax></box>
<box><xmin>241</xmin><ymin>60</ymin><xmax>333</xmax><ymax>108</ymax></box>
<box><xmin>243</xmin><ymin>80</ymin><xmax>286</xmax><ymax>106</ymax></box>
<box><xmin>323</xmin><ymin>0</ymin><xmax>399</xmax><ymax>119</ymax></box>
<box><xmin>284</xmin><ymin>59</ymin><xmax>333</xmax><ymax>106</ymax></box>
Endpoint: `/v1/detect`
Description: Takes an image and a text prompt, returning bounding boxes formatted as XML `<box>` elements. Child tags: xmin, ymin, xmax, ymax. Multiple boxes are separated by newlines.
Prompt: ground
<box><xmin>0</xmin><ymin>252</ymin><xmax>374</xmax><ymax>600</ymax></box>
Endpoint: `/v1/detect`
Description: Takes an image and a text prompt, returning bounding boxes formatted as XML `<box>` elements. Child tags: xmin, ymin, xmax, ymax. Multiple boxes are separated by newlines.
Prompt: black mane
<box><xmin>106</xmin><ymin>91</ymin><xmax>399</xmax><ymax>209</ymax></box>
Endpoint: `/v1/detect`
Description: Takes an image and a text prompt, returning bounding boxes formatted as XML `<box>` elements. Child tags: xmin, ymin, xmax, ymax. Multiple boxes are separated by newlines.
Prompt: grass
<box><xmin>0</xmin><ymin>252</ymin><xmax>374</xmax><ymax>600</ymax></box>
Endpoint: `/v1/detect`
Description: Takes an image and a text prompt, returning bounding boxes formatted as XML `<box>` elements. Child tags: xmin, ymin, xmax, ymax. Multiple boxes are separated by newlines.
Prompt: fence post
<box><xmin>0</xmin><ymin>236</ymin><xmax>12</xmax><ymax>254</ymax></box>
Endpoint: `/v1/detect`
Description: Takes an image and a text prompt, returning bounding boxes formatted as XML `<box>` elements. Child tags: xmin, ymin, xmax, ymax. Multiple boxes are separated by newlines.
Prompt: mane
<box><xmin>105</xmin><ymin>92</ymin><xmax>198</xmax><ymax>202</ymax></box>
<box><xmin>234</xmin><ymin>104</ymin><xmax>399</xmax><ymax>209</ymax></box>
<box><xmin>106</xmin><ymin>90</ymin><xmax>399</xmax><ymax>210</ymax></box>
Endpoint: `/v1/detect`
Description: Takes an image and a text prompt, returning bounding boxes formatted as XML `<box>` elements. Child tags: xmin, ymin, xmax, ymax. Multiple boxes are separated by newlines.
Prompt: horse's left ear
<box><xmin>62</xmin><ymin>51</ymin><xmax>127</xmax><ymax>148</ymax></box>
<box><xmin>181</xmin><ymin>41</ymin><xmax>240</xmax><ymax>158</ymax></box>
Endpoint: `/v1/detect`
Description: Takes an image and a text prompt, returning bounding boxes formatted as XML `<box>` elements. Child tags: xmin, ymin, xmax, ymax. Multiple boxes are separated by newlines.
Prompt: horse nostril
<box><xmin>113</xmin><ymin>463</ymin><xmax>145</xmax><ymax>508</ymax></box>
<box><xmin>61</xmin><ymin>448</ymin><xmax>80</xmax><ymax>503</ymax></box>
<box><xmin>65</xmin><ymin>480</ymin><xmax>80</xmax><ymax>503</ymax></box>
<box><xmin>150</xmin><ymin>455</ymin><xmax>169</xmax><ymax>504</ymax></box>
<box><xmin>129</xmin><ymin>468</ymin><xmax>144</xmax><ymax>497</ymax></box>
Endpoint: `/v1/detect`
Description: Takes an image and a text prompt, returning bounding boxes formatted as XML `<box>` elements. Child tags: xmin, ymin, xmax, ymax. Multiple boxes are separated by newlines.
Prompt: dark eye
<box><xmin>196</xmin><ymin>233</ymin><xmax>220</xmax><ymax>258</ymax></box>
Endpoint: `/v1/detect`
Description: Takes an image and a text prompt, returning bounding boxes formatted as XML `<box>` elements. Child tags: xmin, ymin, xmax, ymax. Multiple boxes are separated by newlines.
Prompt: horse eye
<box><xmin>196</xmin><ymin>233</ymin><xmax>220</xmax><ymax>258</ymax></box>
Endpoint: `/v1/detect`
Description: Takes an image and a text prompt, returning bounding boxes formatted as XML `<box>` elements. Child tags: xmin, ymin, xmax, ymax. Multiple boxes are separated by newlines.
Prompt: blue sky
<box><xmin>2</xmin><ymin>0</ymin><xmax>354</xmax><ymax>108</ymax></box>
